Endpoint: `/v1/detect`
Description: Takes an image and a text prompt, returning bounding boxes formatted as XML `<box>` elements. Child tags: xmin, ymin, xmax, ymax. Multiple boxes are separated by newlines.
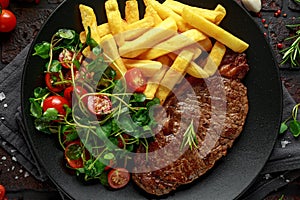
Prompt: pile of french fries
<box><xmin>79</xmin><ymin>0</ymin><xmax>249</xmax><ymax>104</ymax></box>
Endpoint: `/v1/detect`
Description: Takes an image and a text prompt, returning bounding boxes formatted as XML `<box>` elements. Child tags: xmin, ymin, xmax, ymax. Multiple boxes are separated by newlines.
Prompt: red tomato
<box><xmin>0</xmin><ymin>184</ymin><xmax>5</xmax><ymax>200</ymax></box>
<box><xmin>43</xmin><ymin>95</ymin><xmax>70</xmax><ymax>115</ymax></box>
<box><xmin>0</xmin><ymin>0</ymin><xmax>9</xmax><ymax>9</ymax></box>
<box><xmin>0</xmin><ymin>9</ymin><xmax>16</xmax><ymax>32</ymax></box>
<box><xmin>64</xmin><ymin>141</ymin><xmax>84</xmax><ymax>169</ymax></box>
<box><xmin>58</xmin><ymin>49</ymin><xmax>82</xmax><ymax>69</ymax></box>
<box><xmin>107</xmin><ymin>168</ymin><xmax>130</xmax><ymax>189</ymax></box>
<box><xmin>45</xmin><ymin>72</ymin><xmax>65</xmax><ymax>93</ymax></box>
<box><xmin>63</xmin><ymin>86</ymin><xmax>88</xmax><ymax>105</ymax></box>
<box><xmin>87</xmin><ymin>95</ymin><xmax>112</xmax><ymax>116</ymax></box>
<box><xmin>124</xmin><ymin>68</ymin><xmax>147</xmax><ymax>93</ymax></box>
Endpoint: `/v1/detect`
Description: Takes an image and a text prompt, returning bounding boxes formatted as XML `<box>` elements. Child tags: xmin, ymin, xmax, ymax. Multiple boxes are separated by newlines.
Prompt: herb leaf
<box><xmin>289</xmin><ymin>120</ymin><xmax>300</xmax><ymax>137</ymax></box>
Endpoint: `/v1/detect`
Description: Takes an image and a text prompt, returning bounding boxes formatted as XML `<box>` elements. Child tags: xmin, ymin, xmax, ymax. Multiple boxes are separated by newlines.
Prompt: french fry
<box><xmin>198</xmin><ymin>38</ymin><xmax>213</xmax><ymax>52</ymax></box>
<box><xmin>214</xmin><ymin>4</ymin><xmax>226</xmax><ymax>25</ymax></box>
<box><xmin>186</xmin><ymin>61</ymin><xmax>209</xmax><ymax>78</ymax></box>
<box><xmin>119</xmin><ymin>17</ymin><xmax>178</xmax><ymax>58</ymax></box>
<box><xmin>79</xmin><ymin>4</ymin><xmax>102</xmax><ymax>43</ymax></box>
<box><xmin>203</xmin><ymin>41</ymin><xmax>226</xmax><ymax>76</ymax></box>
<box><xmin>144</xmin><ymin>67</ymin><xmax>168</xmax><ymax>99</ymax></box>
<box><xmin>80</xmin><ymin>23</ymin><xmax>111</xmax><ymax>43</ymax></box>
<box><xmin>163</xmin><ymin>0</ymin><xmax>226</xmax><ymax>24</ymax></box>
<box><xmin>125</xmin><ymin>0</ymin><xmax>139</xmax><ymax>24</ymax></box>
<box><xmin>144</xmin><ymin>0</ymin><xmax>163</xmax><ymax>25</ymax></box>
<box><xmin>105</xmin><ymin>0</ymin><xmax>125</xmax><ymax>46</ymax></box>
<box><xmin>182</xmin><ymin>7</ymin><xmax>249</xmax><ymax>53</ymax></box>
<box><xmin>149</xmin><ymin>0</ymin><xmax>191</xmax><ymax>32</ymax></box>
<box><xmin>139</xmin><ymin>29</ymin><xmax>207</xmax><ymax>60</ymax></box>
<box><xmin>156</xmin><ymin>49</ymin><xmax>194</xmax><ymax>104</ymax></box>
<box><xmin>100</xmin><ymin>34</ymin><xmax>127</xmax><ymax>79</ymax></box>
<box><xmin>123</xmin><ymin>16</ymin><xmax>155</xmax><ymax>41</ymax></box>
<box><xmin>123</xmin><ymin>59</ymin><xmax>162</xmax><ymax>77</ymax></box>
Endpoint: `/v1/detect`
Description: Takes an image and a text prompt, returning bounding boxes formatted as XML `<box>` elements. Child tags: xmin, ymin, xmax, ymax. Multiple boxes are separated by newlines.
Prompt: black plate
<box><xmin>21</xmin><ymin>0</ymin><xmax>282</xmax><ymax>199</ymax></box>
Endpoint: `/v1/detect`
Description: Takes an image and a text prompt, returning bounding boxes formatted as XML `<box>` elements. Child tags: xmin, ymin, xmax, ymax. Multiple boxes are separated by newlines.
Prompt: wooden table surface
<box><xmin>0</xmin><ymin>0</ymin><xmax>300</xmax><ymax>199</ymax></box>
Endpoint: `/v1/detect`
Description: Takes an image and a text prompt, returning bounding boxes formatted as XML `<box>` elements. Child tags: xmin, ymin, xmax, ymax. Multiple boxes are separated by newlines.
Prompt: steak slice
<box><xmin>132</xmin><ymin>52</ymin><xmax>249</xmax><ymax>196</ymax></box>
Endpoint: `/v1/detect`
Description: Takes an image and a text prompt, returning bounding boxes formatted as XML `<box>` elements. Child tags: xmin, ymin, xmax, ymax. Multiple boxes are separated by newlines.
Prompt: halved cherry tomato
<box><xmin>58</xmin><ymin>49</ymin><xmax>82</xmax><ymax>69</ymax></box>
<box><xmin>63</xmin><ymin>86</ymin><xmax>88</xmax><ymax>105</ymax></box>
<box><xmin>107</xmin><ymin>168</ymin><xmax>130</xmax><ymax>189</ymax></box>
<box><xmin>0</xmin><ymin>9</ymin><xmax>17</xmax><ymax>32</ymax></box>
<box><xmin>43</xmin><ymin>95</ymin><xmax>70</xmax><ymax>115</ymax></box>
<box><xmin>87</xmin><ymin>95</ymin><xmax>112</xmax><ymax>116</ymax></box>
<box><xmin>45</xmin><ymin>72</ymin><xmax>65</xmax><ymax>93</ymax></box>
<box><xmin>64</xmin><ymin>141</ymin><xmax>84</xmax><ymax>169</ymax></box>
<box><xmin>0</xmin><ymin>0</ymin><xmax>9</xmax><ymax>9</ymax></box>
<box><xmin>124</xmin><ymin>68</ymin><xmax>147</xmax><ymax>93</ymax></box>
<box><xmin>0</xmin><ymin>184</ymin><xmax>5</xmax><ymax>200</ymax></box>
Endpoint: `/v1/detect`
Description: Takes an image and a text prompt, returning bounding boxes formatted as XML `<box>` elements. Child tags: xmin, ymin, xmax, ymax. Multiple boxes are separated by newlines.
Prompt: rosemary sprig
<box><xmin>180</xmin><ymin>120</ymin><xmax>198</xmax><ymax>151</ymax></box>
<box><xmin>280</xmin><ymin>22</ymin><xmax>300</xmax><ymax>68</ymax></box>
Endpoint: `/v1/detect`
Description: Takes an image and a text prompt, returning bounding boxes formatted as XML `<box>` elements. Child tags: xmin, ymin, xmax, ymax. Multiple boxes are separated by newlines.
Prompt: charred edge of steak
<box><xmin>132</xmin><ymin>51</ymin><xmax>249</xmax><ymax>196</ymax></box>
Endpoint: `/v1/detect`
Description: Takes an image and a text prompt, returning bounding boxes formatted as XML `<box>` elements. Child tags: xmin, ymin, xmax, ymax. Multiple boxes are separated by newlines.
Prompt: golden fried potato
<box><xmin>149</xmin><ymin>0</ymin><xmax>191</xmax><ymax>32</ymax></box>
<box><xmin>156</xmin><ymin>49</ymin><xmax>194</xmax><ymax>104</ymax></box>
<box><xmin>105</xmin><ymin>0</ymin><xmax>125</xmax><ymax>46</ymax></box>
<box><xmin>119</xmin><ymin>17</ymin><xmax>178</xmax><ymax>58</ymax></box>
<box><xmin>139</xmin><ymin>29</ymin><xmax>207</xmax><ymax>60</ymax></box>
<box><xmin>79</xmin><ymin>4</ymin><xmax>101</xmax><ymax>43</ymax></box>
<box><xmin>203</xmin><ymin>41</ymin><xmax>226</xmax><ymax>76</ymax></box>
<box><xmin>125</xmin><ymin>0</ymin><xmax>139</xmax><ymax>24</ymax></box>
<box><xmin>182</xmin><ymin>7</ymin><xmax>249</xmax><ymax>53</ymax></box>
<box><xmin>123</xmin><ymin>16</ymin><xmax>155</xmax><ymax>40</ymax></box>
<box><xmin>100</xmin><ymin>34</ymin><xmax>127</xmax><ymax>79</ymax></box>
<box><xmin>123</xmin><ymin>58</ymin><xmax>162</xmax><ymax>78</ymax></box>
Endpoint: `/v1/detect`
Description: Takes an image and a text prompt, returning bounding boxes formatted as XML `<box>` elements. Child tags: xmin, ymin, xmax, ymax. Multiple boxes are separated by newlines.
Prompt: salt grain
<box><xmin>11</xmin><ymin>166</ymin><xmax>15</xmax><ymax>171</ymax></box>
<box><xmin>11</xmin><ymin>156</ymin><xmax>17</xmax><ymax>162</ymax></box>
<box><xmin>15</xmin><ymin>176</ymin><xmax>19</xmax><ymax>180</ymax></box>
<box><xmin>1</xmin><ymin>141</ymin><xmax>6</xmax><ymax>146</ymax></box>
<box><xmin>3</xmin><ymin>104</ymin><xmax>7</xmax><ymax>108</ymax></box>
<box><xmin>0</xmin><ymin>92</ymin><xmax>5</xmax><ymax>102</ymax></box>
<box><xmin>24</xmin><ymin>172</ymin><xmax>29</xmax><ymax>178</ymax></box>
<box><xmin>10</xmin><ymin>149</ymin><xmax>16</xmax><ymax>153</ymax></box>
<box><xmin>286</xmin><ymin>179</ymin><xmax>290</xmax><ymax>183</ymax></box>
<box><xmin>1</xmin><ymin>156</ymin><xmax>6</xmax><ymax>160</ymax></box>
<box><xmin>281</xmin><ymin>140</ymin><xmax>291</xmax><ymax>148</ymax></box>
<box><xmin>264</xmin><ymin>174</ymin><xmax>272</xmax><ymax>180</ymax></box>
<box><xmin>19</xmin><ymin>169</ymin><xmax>23</xmax><ymax>173</ymax></box>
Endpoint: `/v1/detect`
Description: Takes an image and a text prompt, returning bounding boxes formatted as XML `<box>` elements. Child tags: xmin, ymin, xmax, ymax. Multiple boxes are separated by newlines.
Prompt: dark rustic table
<box><xmin>0</xmin><ymin>0</ymin><xmax>300</xmax><ymax>199</ymax></box>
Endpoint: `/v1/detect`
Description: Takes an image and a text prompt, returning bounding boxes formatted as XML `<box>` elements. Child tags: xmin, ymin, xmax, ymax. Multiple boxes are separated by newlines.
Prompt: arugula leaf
<box><xmin>57</xmin><ymin>29</ymin><xmax>76</xmax><ymax>40</ymax></box>
<box><xmin>43</xmin><ymin>108</ymin><xmax>59</xmax><ymax>121</ymax></box>
<box><xmin>32</xmin><ymin>42</ymin><xmax>51</xmax><ymax>59</ymax></box>
<box><xmin>280</xmin><ymin>122</ymin><xmax>288</xmax><ymax>134</ymax></box>
<box><xmin>30</xmin><ymin>100</ymin><xmax>43</xmax><ymax>118</ymax></box>
<box><xmin>289</xmin><ymin>120</ymin><xmax>300</xmax><ymax>137</ymax></box>
<box><xmin>45</xmin><ymin>60</ymin><xmax>62</xmax><ymax>72</ymax></box>
<box><xmin>33</xmin><ymin>87</ymin><xmax>49</xmax><ymax>98</ymax></box>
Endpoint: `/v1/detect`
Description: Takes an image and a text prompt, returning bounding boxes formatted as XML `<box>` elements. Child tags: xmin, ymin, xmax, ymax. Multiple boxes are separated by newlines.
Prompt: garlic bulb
<box><xmin>241</xmin><ymin>0</ymin><xmax>262</xmax><ymax>13</ymax></box>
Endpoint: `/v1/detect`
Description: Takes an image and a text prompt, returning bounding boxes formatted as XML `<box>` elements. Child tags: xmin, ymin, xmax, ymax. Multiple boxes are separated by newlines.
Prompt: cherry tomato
<box><xmin>107</xmin><ymin>168</ymin><xmax>130</xmax><ymax>189</ymax></box>
<box><xmin>43</xmin><ymin>95</ymin><xmax>70</xmax><ymax>115</ymax></box>
<box><xmin>0</xmin><ymin>184</ymin><xmax>5</xmax><ymax>200</ymax></box>
<box><xmin>0</xmin><ymin>9</ymin><xmax>16</xmax><ymax>33</ymax></box>
<box><xmin>87</xmin><ymin>95</ymin><xmax>112</xmax><ymax>116</ymax></box>
<box><xmin>124</xmin><ymin>68</ymin><xmax>147</xmax><ymax>93</ymax></box>
<box><xmin>58</xmin><ymin>49</ymin><xmax>82</xmax><ymax>69</ymax></box>
<box><xmin>0</xmin><ymin>0</ymin><xmax>9</xmax><ymax>9</ymax></box>
<box><xmin>63</xmin><ymin>86</ymin><xmax>88</xmax><ymax>105</ymax></box>
<box><xmin>45</xmin><ymin>72</ymin><xmax>65</xmax><ymax>93</ymax></box>
<box><xmin>64</xmin><ymin>141</ymin><xmax>84</xmax><ymax>169</ymax></box>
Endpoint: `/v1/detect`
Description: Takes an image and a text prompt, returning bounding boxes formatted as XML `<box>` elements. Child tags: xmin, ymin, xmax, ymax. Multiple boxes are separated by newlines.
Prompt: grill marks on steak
<box><xmin>132</xmin><ymin>52</ymin><xmax>249</xmax><ymax>196</ymax></box>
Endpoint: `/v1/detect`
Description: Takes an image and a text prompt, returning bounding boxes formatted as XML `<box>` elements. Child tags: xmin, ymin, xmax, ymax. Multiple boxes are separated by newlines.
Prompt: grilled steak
<box><xmin>132</xmin><ymin>51</ymin><xmax>249</xmax><ymax>196</ymax></box>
